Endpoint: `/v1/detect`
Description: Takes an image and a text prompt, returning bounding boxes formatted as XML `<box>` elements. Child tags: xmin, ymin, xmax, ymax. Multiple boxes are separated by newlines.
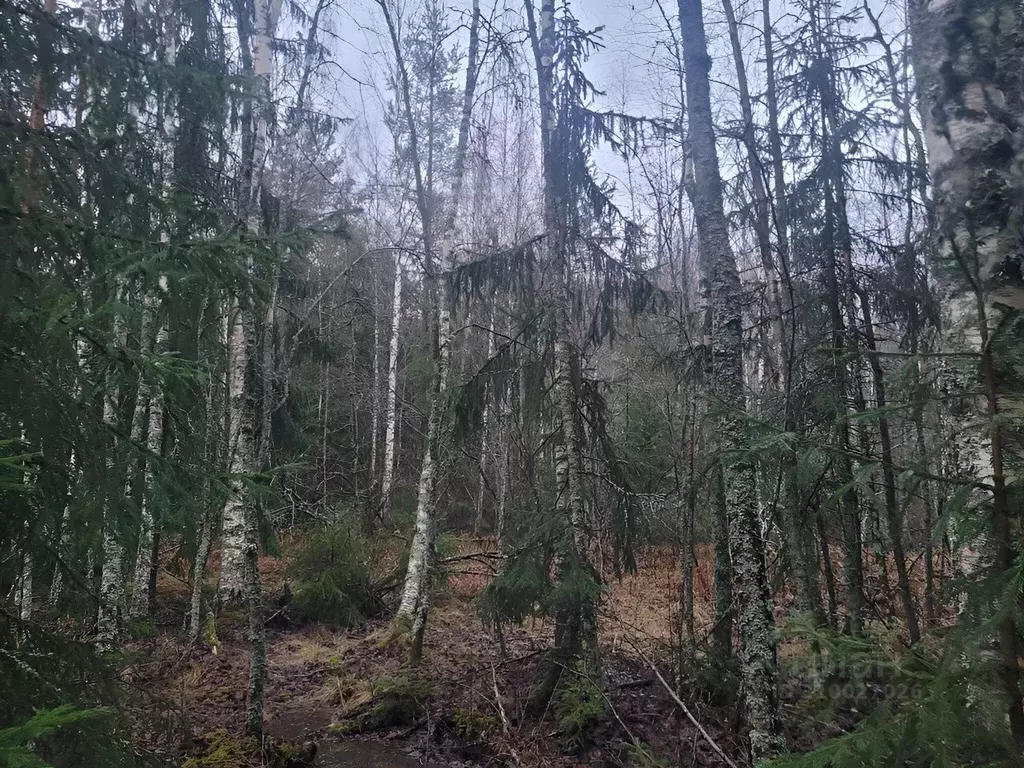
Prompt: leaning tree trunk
<box><xmin>910</xmin><ymin>0</ymin><xmax>1024</xmax><ymax>746</ymax></box>
<box><xmin>678</xmin><ymin>0</ymin><xmax>783</xmax><ymax>759</ymax></box>
<box><xmin>388</xmin><ymin>0</ymin><xmax>481</xmax><ymax>664</ymax></box>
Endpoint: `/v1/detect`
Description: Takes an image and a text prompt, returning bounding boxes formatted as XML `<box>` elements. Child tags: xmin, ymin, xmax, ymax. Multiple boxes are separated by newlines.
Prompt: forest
<box><xmin>1</xmin><ymin>0</ymin><xmax>1022</xmax><ymax>765</ymax></box>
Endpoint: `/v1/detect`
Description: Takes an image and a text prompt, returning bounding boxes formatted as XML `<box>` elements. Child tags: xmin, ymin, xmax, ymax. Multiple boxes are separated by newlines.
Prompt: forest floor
<box><xmin>128</xmin><ymin>534</ymin><xmax>907</xmax><ymax>767</ymax></box>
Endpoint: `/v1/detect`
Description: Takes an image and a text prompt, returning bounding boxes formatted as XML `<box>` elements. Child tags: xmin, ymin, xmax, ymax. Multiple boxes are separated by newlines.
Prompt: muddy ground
<box><xmin>126</xmin><ymin>535</ymin><xmax>756</xmax><ymax>767</ymax></box>
<box><xmin>128</xmin><ymin>535</ymin><xmax>923</xmax><ymax>766</ymax></box>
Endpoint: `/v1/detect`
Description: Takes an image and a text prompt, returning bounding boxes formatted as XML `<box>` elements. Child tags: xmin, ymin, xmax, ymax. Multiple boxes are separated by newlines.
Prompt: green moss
<box><xmin>184</xmin><ymin>731</ymin><xmax>316</xmax><ymax>768</ymax></box>
<box><xmin>127</xmin><ymin>617</ymin><xmax>155</xmax><ymax>639</ymax></box>
<box><xmin>329</xmin><ymin>675</ymin><xmax>432</xmax><ymax>734</ymax></box>
<box><xmin>183</xmin><ymin>729</ymin><xmax>258</xmax><ymax>768</ymax></box>
<box><xmin>450</xmin><ymin>707</ymin><xmax>499</xmax><ymax>742</ymax></box>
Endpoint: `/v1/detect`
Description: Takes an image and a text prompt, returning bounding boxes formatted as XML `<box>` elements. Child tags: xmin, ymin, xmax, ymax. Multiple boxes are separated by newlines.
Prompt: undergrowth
<box><xmin>289</xmin><ymin>514</ymin><xmax>382</xmax><ymax>628</ymax></box>
<box><xmin>553</xmin><ymin>661</ymin><xmax>606</xmax><ymax>750</ymax></box>
<box><xmin>769</xmin><ymin>616</ymin><xmax>1020</xmax><ymax>767</ymax></box>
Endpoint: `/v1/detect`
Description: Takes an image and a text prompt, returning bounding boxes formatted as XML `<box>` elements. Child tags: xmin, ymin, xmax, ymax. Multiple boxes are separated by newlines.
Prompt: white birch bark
<box><xmin>16</xmin><ymin>541</ymin><xmax>32</xmax><ymax>622</ymax></box>
<box><xmin>129</xmin><ymin>318</ymin><xmax>168</xmax><ymax>620</ymax></box>
<box><xmin>97</xmin><ymin>287</ymin><xmax>136</xmax><ymax>647</ymax></box>
<box><xmin>380</xmin><ymin>255</ymin><xmax>403</xmax><ymax>519</ymax></box>
<box><xmin>188</xmin><ymin>308</ymin><xmax>225</xmax><ymax>643</ymax></box>
<box><xmin>910</xmin><ymin>0</ymin><xmax>1024</xmax><ymax>743</ymax></box>
<box><xmin>474</xmin><ymin>309</ymin><xmax>497</xmax><ymax>535</ymax></box>
<box><xmin>14</xmin><ymin>427</ymin><xmax>34</xmax><ymax>621</ymax></box>
<box><xmin>128</xmin><ymin>5</ymin><xmax>176</xmax><ymax>620</ymax></box>
<box><xmin>96</xmin><ymin>378</ymin><xmax>126</xmax><ymax>647</ymax></box>
<box><xmin>370</xmin><ymin>274</ymin><xmax>382</xmax><ymax>483</ymax></box>
<box><xmin>218</xmin><ymin>0</ymin><xmax>281</xmax><ymax>607</ymax></box>
<box><xmin>218</xmin><ymin>301</ymin><xmax>252</xmax><ymax>605</ymax></box>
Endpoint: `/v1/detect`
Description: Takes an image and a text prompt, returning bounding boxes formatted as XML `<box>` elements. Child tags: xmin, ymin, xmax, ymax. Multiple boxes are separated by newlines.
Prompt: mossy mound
<box><xmin>184</xmin><ymin>729</ymin><xmax>317</xmax><ymax>768</ymax></box>
<box><xmin>328</xmin><ymin>674</ymin><xmax>432</xmax><ymax>735</ymax></box>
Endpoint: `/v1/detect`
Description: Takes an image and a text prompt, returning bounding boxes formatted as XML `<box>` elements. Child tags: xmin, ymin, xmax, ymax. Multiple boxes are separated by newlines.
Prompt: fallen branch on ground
<box><xmin>628</xmin><ymin>640</ymin><xmax>739</xmax><ymax>768</ymax></box>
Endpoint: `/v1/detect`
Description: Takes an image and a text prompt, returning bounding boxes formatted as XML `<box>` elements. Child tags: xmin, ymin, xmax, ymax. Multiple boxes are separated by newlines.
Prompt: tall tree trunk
<box><xmin>219</xmin><ymin>300</ymin><xmax>255</xmax><ymax>606</ymax></box>
<box><xmin>130</xmin><ymin>316</ymin><xmax>168</xmax><ymax>621</ymax></box>
<box><xmin>474</xmin><ymin>309</ymin><xmax>497</xmax><ymax>535</ymax></box>
<box><xmin>522</xmin><ymin>1</ymin><xmax>599</xmax><ymax>708</ymax></box>
<box><xmin>188</xmin><ymin>307</ymin><xmax>224</xmax><ymax>644</ymax></box>
<box><xmin>857</xmin><ymin>287</ymin><xmax>920</xmax><ymax>643</ymax></box>
<box><xmin>14</xmin><ymin>427</ymin><xmax>35</xmax><ymax>622</ymax></box>
<box><xmin>814</xmin><ymin>20</ymin><xmax>864</xmax><ymax>632</ymax></box>
<box><xmin>711</xmin><ymin>467</ymin><xmax>733</xmax><ymax>662</ymax></box>
<box><xmin>99</xmin><ymin>291</ymin><xmax>146</xmax><ymax>646</ymax></box>
<box><xmin>387</xmin><ymin>0</ymin><xmax>481</xmax><ymax>663</ymax></box>
<box><xmin>380</xmin><ymin>255</ymin><xmax>403</xmax><ymax>522</ymax></box>
<box><xmin>678</xmin><ymin>0</ymin><xmax>782</xmax><ymax>758</ymax></box>
<box><xmin>721</xmin><ymin>0</ymin><xmax>817</xmax><ymax>618</ymax></box>
<box><xmin>219</xmin><ymin>0</ymin><xmax>281</xmax><ymax>612</ymax></box>
<box><xmin>370</xmin><ymin>273</ymin><xmax>382</xmax><ymax>488</ymax></box>
<box><xmin>910</xmin><ymin>0</ymin><xmax>1024</xmax><ymax>745</ymax></box>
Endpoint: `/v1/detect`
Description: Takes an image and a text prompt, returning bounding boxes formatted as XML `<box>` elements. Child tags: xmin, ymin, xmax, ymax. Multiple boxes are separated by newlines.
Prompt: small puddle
<box><xmin>315</xmin><ymin>739</ymin><xmax>440</xmax><ymax>768</ymax></box>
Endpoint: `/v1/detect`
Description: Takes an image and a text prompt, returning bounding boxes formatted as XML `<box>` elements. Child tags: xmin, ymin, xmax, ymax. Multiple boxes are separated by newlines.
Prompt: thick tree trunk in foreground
<box><xmin>678</xmin><ymin>0</ymin><xmax>783</xmax><ymax>758</ymax></box>
<box><xmin>910</xmin><ymin>0</ymin><xmax>1024</xmax><ymax>746</ymax></box>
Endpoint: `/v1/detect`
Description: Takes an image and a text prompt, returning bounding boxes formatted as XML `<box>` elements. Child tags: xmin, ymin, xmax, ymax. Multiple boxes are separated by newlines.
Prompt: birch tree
<box><xmin>379</xmin><ymin>0</ymin><xmax>481</xmax><ymax>663</ymax></box>
<box><xmin>910</xmin><ymin>0</ymin><xmax>1024</xmax><ymax>745</ymax></box>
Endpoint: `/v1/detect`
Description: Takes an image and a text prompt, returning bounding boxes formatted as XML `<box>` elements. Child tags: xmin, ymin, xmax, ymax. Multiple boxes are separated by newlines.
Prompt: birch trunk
<box><xmin>474</xmin><ymin>310</ymin><xmax>497</xmax><ymax>535</ymax></box>
<box><xmin>130</xmin><ymin>318</ymin><xmax>168</xmax><ymax>620</ymax></box>
<box><xmin>678</xmin><ymin>0</ymin><xmax>782</xmax><ymax>757</ymax></box>
<box><xmin>219</xmin><ymin>0</ymin><xmax>280</xmax><ymax>615</ymax></box>
<box><xmin>379</xmin><ymin>255</ymin><xmax>403</xmax><ymax>521</ymax></box>
<box><xmin>218</xmin><ymin>300</ymin><xmax>253</xmax><ymax>606</ymax></box>
<box><xmin>15</xmin><ymin>430</ymin><xmax>34</xmax><ymax>621</ymax></box>
<box><xmin>386</xmin><ymin>0</ymin><xmax>481</xmax><ymax>663</ymax></box>
<box><xmin>129</xmin><ymin>1</ymin><xmax>177</xmax><ymax>621</ymax></box>
<box><xmin>370</xmin><ymin>275</ymin><xmax>382</xmax><ymax>486</ymax></box>
<box><xmin>523</xmin><ymin>0</ymin><xmax>597</xmax><ymax>680</ymax></box>
<box><xmin>910</xmin><ymin>0</ymin><xmax>1024</xmax><ymax>744</ymax></box>
<box><xmin>96</xmin><ymin>378</ymin><xmax>126</xmax><ymax>647</ymax></box>
<box><xmin>188</xmin><ymin>307</ymin><xmax>224</xmax><ymax>644</ymax></box>
<box><xmin>98</xmin><ymin>291</ymin><xmax>144</xmax><ymax>646</ymax></box>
